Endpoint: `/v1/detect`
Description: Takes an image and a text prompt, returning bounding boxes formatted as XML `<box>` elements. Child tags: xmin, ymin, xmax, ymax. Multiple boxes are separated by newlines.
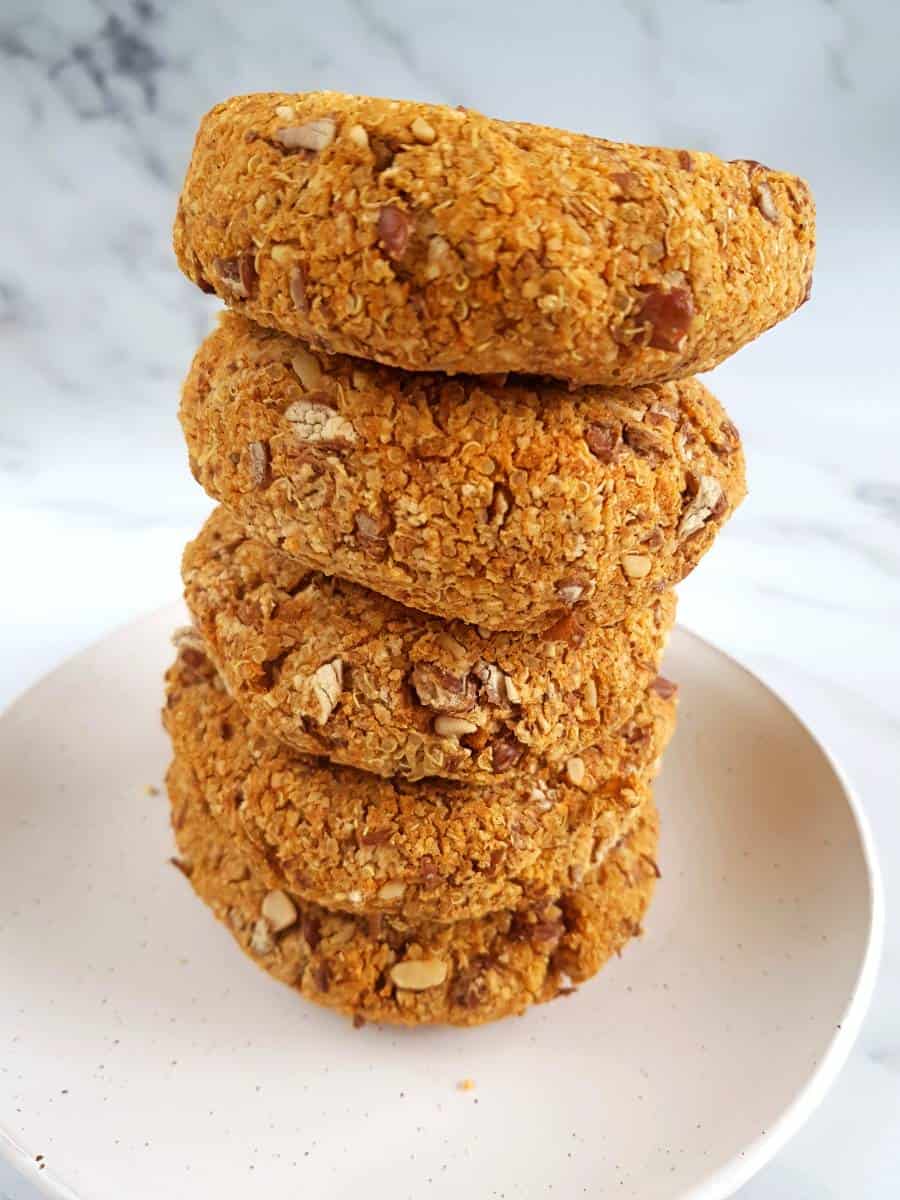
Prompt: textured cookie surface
<box><xmin>174</xmin><ymin>92</ymin><xmax>814</xmax><ymax>386</ymax></box>
<box><xmin>163</xmin><ymin>641</ymin><xmax>675</xmax><ymax>923</ymax></box>
<box><xmin>184</xmin><ymin>507</ymin><xmax>676</xmax><ymax>782</ymax></box>
<box><xmin>181</xmin><ymin>313</ymin><xmax>745</xmax><ymax>632</ymax></box>
<box><xmin>170</xmin><ymin>775</ymin><xmax>660</xmax><ymax>1027</ymax></box>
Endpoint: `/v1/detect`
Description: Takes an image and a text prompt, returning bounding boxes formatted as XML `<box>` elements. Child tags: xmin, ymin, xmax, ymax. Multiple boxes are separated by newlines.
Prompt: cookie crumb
<box><xmin>457</xmin><ymin>1078</ymin><xmax>476</xmax><ymax>1092</ymax></box>
<box><xmin>145</xmin><ymin>784</ymin><xmax>161</xmax><ymax>797</ymax></box>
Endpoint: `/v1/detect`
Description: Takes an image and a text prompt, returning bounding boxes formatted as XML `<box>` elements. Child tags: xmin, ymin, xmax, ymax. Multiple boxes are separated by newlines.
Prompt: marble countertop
<box><xmin>1</xmin><ymin>0</ymin><xmax>898</xmax><ymax>1195</ymax></box>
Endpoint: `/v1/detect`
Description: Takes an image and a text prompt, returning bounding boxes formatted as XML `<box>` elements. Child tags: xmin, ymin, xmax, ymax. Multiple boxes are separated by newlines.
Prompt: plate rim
<box><xmin>0</xmin><ymin>605</ymin><xmax>885</xmax><ymax>1200</ymax></box>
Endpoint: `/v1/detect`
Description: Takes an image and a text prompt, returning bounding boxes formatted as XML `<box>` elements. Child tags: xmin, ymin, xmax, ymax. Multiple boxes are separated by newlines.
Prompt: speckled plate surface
<box><xmin>0</xmin><ymin>605</ymin><xmax>882</xmax><ymax>1200</ymax></box>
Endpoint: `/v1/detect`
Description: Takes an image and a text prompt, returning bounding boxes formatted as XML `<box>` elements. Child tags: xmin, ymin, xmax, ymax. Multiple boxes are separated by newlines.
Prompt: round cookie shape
<box><xmin>180</xmin><ymin>313</ymin><xmax>745</xmax><ymax>633</ymax></box>
<box><xmin>170</xmin><ymin>775</ymin><xmax>660</xmax><ymax>1027</ymax></box>
<box><xmin>163</xmin><ymin>641</ymin><xmax>675</xmax><ymax>924</ymax></box>
<box><xmin>174</xmin><ymin>91</ymin><xmax>815</xmax><ymax>387</ymax></box>
<box><xmin>184</xmin><ymin>507</ymin><xmax>676</xmax><ymax>783</ymax></box>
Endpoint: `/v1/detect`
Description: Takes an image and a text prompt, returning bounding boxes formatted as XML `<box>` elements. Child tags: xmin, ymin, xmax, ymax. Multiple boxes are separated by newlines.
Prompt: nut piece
<box><xmin>434</xmin><ymin>632</ymin><xmax>468</xmax><ymax>661</ymax></box>
<box><xmin>410</xmin><ymin>116</ymin><xmax>437</xmax><ymax>144</ymax></box>
<box><xmin>556</xmin><ymin>579</ymin><xmax>585</xmax><ymax>607</ymax></box>
<box><xmin>565</xmin><ymin>756</ymin><xmax>586</xmax><ymax>786</ymax></box>
<box><xmin>473</xmin><ymin>661</ymin><xmax>514</xmax><ymax>706</ymax></box>
<box><xmin>624</xmin><ymin>424</ymin><xmax>665</xmax><ymax>460</ymax></box>
<box><xmin>678</xmin><ymin>475</ymin><xmax>725</xmax><ymax>540</ymax></box>
<box><xmin>261</xmin><ymin>889</ymin><xmax>298</xmax><ymax>932</ymax></box>
<box><xmin>284</xmin><ymin>398</ymin><xmax>358</xmax><ymax>447</ymax></box>
<box><xmin>753</xmin><ymin>179</ymin><xmax>780</xmax><ymax>223</ymax></box>
<box><xmin>491</xmin><ymin>733</ymin><xmax>524</xmax><ymax>772</ymax></box>
<box><xmin>249</xmin><ymin>918</ymin><xmax>274</xmax><ymax>955</ymax></box>
<box><xmin>585</xmin><ymin>422</ymin><xmax>620</xmax><ymax>463</ymax></box>
<box><xmin>347</xmin><ymin>123</ymin><xmax>369</xmax><ymax>149</ymax></box>
<box><xmin>289</xmin><ymin>265</ymin><xmax>307</xmax><ymax>311</ymax></box>
<box><xmin>377</xmin><ymin>880</ymin><xmax>406</xmax><ymax>902</ymax></box>
<box><xmin>434</xmin><ymin>714</ymin><xmax>479</xmax><ymax>738</ymax></box>
<box><xmin>248</xmin><ymin>440</ymin><xmax>270</xmax><ymax>488</ymax></box>
<box><xmin>377</xmin><ymin>205</ymin><xmax>411</xmax><ymax>259</ymax></box>
<box><xmin>306</xmin><ymin>658</ymin><xmax>343</xmax><ymax>725</ymax></box>
<box><xmin>650</xmin><ymin>675</ymin><xmax>679</xmax><ymax>700</ymax></box>
<box><xmin>354</xmin><ymin>511</ymin><xmax>390</xmax><ymax>560</ymax></box>
<box><xmin>213</xmin><ymin>253</ymin><xmax>257</xmax><ymax>299</ymax></box>
<box><xmin>622</xmin><ymin>553</ymin><xmax>652</xmax><ymax>579</ymax></box>
<box><xmin>172</xmin><ymin>625</ymin><xmax>205</xmax><ymax>655</ymax></box>
<box><xmin>411</xmin><ymin>663</ymin><xmax>476</xmax><ymax>713</ymax></box>
<box><xmin>738</xmin><ymin>159</ymin><xmax>781</xmax><ymax>224</ymax></box>
<box><xmin>274</xmin><ymin>118</ymin><xmax>336</xmax><ymax>152</ymax></box>
<box><xmin>291</xmin><ymin>347</ymin><xmax>324</xmax><ymax>390</ymax></box>
<box><xmin>390</xmin><ymin>958</ymin><xmax>448</xmax><ymax>991</ymax></box>
<box><xmin>636</xmin><ymin>284</ymin><xmax>694</xmax><ymax>351</ymax></box>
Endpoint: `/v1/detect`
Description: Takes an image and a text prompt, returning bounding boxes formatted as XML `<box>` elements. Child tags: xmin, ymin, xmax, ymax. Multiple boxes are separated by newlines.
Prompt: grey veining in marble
<box><xmin>1</xmin><ymin>1</ymin><xmax>898</xmax><ymax>1196</ymax></box>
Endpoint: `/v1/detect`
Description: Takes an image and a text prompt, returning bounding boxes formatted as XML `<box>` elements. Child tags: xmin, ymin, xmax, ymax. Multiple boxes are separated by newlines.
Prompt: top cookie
<box><xmin>174</xmin><ymin>91</ymin><xmax>815</xmax><ymax>386</ymax></box>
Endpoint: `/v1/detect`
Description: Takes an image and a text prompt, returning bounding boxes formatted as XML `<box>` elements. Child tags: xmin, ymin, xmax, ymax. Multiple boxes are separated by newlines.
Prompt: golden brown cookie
<box><xmin>183</xmin><ymin>507</ymin><xmax>676</xmax><ymax>782</ymax></box>
<box><xmin>170</xmin><ymin>774</ymin><xmax>660</xmax><ymax>1027</ymax></box>
<box><xmin>163</xmin><ymin>640</ymin><xmax>675</xmax><ymax>923</ymax></box>
<box><xmin>174</xmin><ymin>92</ymin><xmax>814</xmax><ymax>387</ymax></box>
<box><xmin>180</xmin><ymin>313</ymin><xmax>745</xmax><ymax>633</ymax></box>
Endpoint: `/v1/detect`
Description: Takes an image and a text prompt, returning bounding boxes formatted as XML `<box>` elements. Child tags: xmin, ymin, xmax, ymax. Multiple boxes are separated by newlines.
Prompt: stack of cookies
<box><xmin>164</xmin><ymin>93</ymin><xmax>814</xmax><ymax>1026</ymax></box>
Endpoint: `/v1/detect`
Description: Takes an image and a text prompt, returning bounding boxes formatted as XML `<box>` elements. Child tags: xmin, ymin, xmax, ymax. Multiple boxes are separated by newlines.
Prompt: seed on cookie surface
<box><xmin>289</xmin><ymin>265</ymin><xmax>307</xmax><ymax>311</ymax></box>
<box><xmin>390</xmin><ymin>958</ymin><xmax>448</xmax><ymax>991</ymax></box>
<box><xmin>434</xmin><ymin>715</ymin><xmax>479</xmax><ymax>738</ymax></box>
<box><xmin>565</xmin><ymin>756</ymin><xmax>587</xmax><ymax>786</ymax></box>
<box><xmin>622</xmin><ymin>554</ymin><xmax>652</xmax><ymax>579</ymax></box>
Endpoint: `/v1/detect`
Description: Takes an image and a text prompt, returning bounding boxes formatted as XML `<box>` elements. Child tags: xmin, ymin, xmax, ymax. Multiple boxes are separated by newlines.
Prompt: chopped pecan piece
<box><xmin>678</xmin><ymin>475</ymin><xmax>725</xmax><ymax>540</ymax></box>
<box><xmin>212</xmin><ymin>253</ymin><xmax>257</xmax><ymax>299</ymax></box>
<box><xmin>635</xmin><ymin>284</ymin><xmax>694</xmax><ymax>351</ymax></box>
<box><xmin>410</xmin><ymin>663</ymin><xmax>476</xmax><ymax>713</ymax></box>
<box><xmin>491</xmin><ymin>733</ymin><xmax>525</xmax><ymax>773</ymax></box>
<box><xmin>377</xmin><ymin>205</ymin><xmax>411</xmax><ymax>259</ymax></box>
<box><xmin>585</xmin><ymin>422</ymin><xmax>620</xmax><ymax>463</ymax></box>
<box><xmin>650</xmin><ymin>675</ymin><xmax>678</xmax><ymax>700</ymax></box>
<box><xmin>353</xmin><ymin>510</ymin><xmax>391</xmax><ymax>560</ymax></box>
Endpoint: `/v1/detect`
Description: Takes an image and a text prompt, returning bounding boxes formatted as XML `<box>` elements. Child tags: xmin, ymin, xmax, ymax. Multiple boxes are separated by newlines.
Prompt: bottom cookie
<box><xmin>169</xmin><ymin>779</ymin><xmax>660</xmax><ymax>1027</ymax></box>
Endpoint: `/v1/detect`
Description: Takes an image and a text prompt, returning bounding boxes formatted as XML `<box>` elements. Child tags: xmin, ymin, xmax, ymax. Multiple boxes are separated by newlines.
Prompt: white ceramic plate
<box><xmin>0</xmin><ymin>606</ymin><xmax>882</xmax><ymax>1200</ymax></box>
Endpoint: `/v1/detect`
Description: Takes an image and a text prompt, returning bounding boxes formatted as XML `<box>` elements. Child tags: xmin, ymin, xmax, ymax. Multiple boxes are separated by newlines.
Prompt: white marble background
<box><xmin>1</xmin><ymin>0</ymin><xmax>898</xmax><ymax>1196</ymax></box>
